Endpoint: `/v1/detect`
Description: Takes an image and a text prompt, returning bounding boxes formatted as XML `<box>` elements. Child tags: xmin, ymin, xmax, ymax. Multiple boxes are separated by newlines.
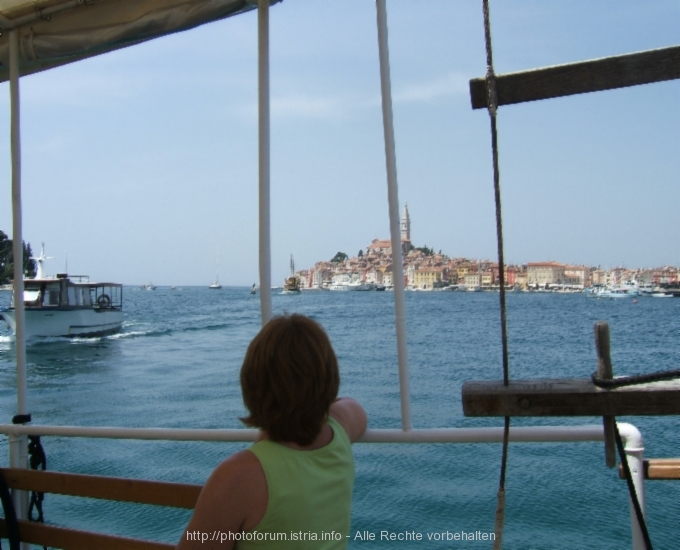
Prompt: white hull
<box><xmin>1</xmin><ymin>309</ymin><xmax>124</xmax><ymax>338</ymax></box>
<box><xmin>329</xmin><ymin>283</ymin><xmax>350</xmax><ymax>291</ymax></box>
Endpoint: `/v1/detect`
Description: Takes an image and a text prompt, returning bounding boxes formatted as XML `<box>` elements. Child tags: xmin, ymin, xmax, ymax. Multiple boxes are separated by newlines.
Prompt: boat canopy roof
<box><xmin>24</xmin><ymin>277</ymin><xmax>122</xmax><ymax>287</ymax></box>
<box><xmin>0</xmin><ymin>0</ymin><xmax>281</xmax><ymax>83</ymax></box>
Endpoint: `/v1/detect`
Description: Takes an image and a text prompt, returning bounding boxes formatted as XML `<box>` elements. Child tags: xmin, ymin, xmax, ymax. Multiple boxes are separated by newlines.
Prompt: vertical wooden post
<box><xmin>595</xmin><ymin>321</ymin><xmax>616</xmax><ymax>468</ymax></box>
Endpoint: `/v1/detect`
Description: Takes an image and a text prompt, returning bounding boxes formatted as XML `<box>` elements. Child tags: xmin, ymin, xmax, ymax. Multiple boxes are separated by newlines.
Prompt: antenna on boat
<box><xmin>31</xmin><ymin>243</ymin><xmax>53</xmax><ymax>280</ymax></box>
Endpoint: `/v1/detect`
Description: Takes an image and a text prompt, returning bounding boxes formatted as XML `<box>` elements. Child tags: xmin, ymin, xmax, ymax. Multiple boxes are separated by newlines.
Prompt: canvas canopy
<box><xmin>0</xmin><ymin>0</ymin><xmax>281</xmax><ymax>82</ymax></box>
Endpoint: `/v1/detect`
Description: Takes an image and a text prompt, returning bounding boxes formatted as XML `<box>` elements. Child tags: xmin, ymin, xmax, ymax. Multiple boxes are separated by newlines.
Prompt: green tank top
<box><xmin>236</xmin><ymin>416</ymin><xmax>354</xmax><ymax>550</ymax></box>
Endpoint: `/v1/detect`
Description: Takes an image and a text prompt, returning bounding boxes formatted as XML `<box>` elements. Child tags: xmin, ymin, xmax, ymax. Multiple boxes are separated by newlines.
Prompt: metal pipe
<box><xmin>0</xmin><ymin>423</ymin><xmax>608</xmax><ymax>444</ymax></box>
<box><xmin>8</xmin><ymin>30</ymin><xmax>29</xmax><ymax>545</ymax></box>
<box><xmin>375</xmin><ymin>0</ymin><xmax>411</xmax><ymax>432</ymax></box>
<box><xmin>257</xmin><ymin>0</ymin><xmax>272</xmax><ymax>325</ymax></box>
<box><xmin>9</xmin><ymin>30</ymin><xmax>26</xmax><ymax>421</ymax></box>
<box><xmin>617</xmin><ymin>423</ymin><xmax>646</xmax><ymax>550</ymax></box>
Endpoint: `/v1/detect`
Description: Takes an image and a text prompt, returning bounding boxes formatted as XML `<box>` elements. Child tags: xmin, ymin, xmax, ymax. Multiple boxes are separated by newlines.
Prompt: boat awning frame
<box><xmin>0</xmin><ymin>0</ymin><xmax>281</xmax><ymax>83</ymax></box>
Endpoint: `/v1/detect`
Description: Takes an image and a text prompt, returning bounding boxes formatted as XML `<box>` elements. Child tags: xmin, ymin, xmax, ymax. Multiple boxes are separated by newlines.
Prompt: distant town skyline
<box><xmin>0</xmin><ymin>2</ymin><xmax>677</xmax><ymax>286</ymax></box>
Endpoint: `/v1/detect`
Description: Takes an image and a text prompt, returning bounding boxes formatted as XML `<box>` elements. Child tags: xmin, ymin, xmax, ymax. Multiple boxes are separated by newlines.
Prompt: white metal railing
<box><xmin>0</xmin><ymin>422</ymin><xmax>646</xmax><ymax>549</ymax></box>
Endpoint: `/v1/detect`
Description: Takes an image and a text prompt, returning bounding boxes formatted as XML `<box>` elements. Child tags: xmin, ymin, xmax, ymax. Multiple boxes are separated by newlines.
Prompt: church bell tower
<box><xmin>400</xmin><ymin>203</ymin><xmax>411</xmax><ymax>243</ymax></box>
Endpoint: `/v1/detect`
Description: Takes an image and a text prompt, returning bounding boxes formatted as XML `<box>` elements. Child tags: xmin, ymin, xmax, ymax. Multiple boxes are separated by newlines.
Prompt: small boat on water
<box><xmin>142</xmin><ymin>283</ymin><xmax>156</xmax><ymax>290</ymax></box>
<box><xmin>0</xmin><ymin>245</ymin><xmax>123</xmax><ymax>338</ymax></box>
<box><xmin>281</xmin><ymin>255</ymin><xmax>301</xmax><ymax>294</ymax></box>
<box><xmin>209</xmin><ymin>250</ymin><xmax>222</xmax><ymax>289</ymax></box>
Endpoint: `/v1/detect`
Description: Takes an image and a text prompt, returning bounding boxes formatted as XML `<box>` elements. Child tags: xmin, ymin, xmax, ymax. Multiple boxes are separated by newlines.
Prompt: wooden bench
<box><xmin>0</xmin><ymin>467</ymin><xmax>201</xmax><ymax>549</ymax></box>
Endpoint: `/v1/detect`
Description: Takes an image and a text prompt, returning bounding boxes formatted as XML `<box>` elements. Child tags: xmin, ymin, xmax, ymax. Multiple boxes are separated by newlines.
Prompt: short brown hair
<box><xmin>240</xmin><ymin>314</ymin><xmax>340</xmax><ymax>446</ymax></box>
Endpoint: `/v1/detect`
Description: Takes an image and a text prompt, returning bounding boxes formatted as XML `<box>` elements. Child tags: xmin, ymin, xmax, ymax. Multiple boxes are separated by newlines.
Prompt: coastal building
<box><xmin>527</xmin><ymin>261</ymin><xmax>566</xmax><ymax>287</ymax></box>
<box><xmin>563</xmin><ymin>265</ymin><xmax>589</xmax><ymax>288</ymax></box>
<box><xmin>413</xmin><ymin>266</ymin><xmax>446</xmax><ymax>290</ymax></box>
<box><xmin>464</xmin><ymin>273</ymin><xmax>480</xmax><ymax>288</ymax></box>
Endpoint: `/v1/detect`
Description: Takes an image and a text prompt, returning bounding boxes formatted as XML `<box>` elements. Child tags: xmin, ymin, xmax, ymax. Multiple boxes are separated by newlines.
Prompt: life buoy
<box><xmin>97</xmin><ymin>294</ymin><xmax>111</xmax><ymax>308</ymax></box>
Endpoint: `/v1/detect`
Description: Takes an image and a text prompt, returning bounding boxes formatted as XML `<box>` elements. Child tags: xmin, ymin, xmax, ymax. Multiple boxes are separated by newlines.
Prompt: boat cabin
<box><xmin>10</xmin><ymin>274</ymin><xmax>122</xmax><ymax>311</ymax></box>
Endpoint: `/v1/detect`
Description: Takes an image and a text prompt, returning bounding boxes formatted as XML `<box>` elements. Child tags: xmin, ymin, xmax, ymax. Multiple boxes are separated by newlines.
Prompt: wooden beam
<box><xmin>0</xmin><ymin>519</ymin><xmax>174</xmax><ymax>550</ymax></box>
<box><xmin>595</xmin><ymin>322</ymin><xmax>616</xmax><ymax>468</ymax></box>
<box><xmin>461</xmin><ymin>378</ymin><xmax>680</xmax><ymax>417</ymax></box>
<box><xmin>619</xmin><ymin>459</ymin><xmax>680</xmax><ymax>480</ymax></box>
<box><xmin>470</xmin><ymin>45</ymin><xmax>680</xmax><ymax>109</ymax></box>
<box><xmin>0</xmin><ymin>468</ymin><xmax>201</xmax><ymax>509</ymax></box>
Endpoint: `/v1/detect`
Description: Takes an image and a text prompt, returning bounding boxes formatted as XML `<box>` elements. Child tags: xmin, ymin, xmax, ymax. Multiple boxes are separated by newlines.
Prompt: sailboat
<box><xmin>208</xmin><ymin>250</ymin><xmax>222</xmax><ymax>289</ymax></box>
<box><xmin>282</xmin><ymin>254</ymin><xmax>301</xmax><ymax>294</ymax></box>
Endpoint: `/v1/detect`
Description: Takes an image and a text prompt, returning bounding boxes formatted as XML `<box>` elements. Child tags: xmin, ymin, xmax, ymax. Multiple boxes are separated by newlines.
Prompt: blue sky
<box><xmin>0</xmin><ymin>1</ymin><xmax>678</xmax><ymax>286</ymax></box>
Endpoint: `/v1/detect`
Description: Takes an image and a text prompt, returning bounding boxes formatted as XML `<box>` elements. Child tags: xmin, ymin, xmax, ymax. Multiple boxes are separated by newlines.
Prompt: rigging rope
<box><xmin>592</xmin><ymin>368</ymin><xmax>680</xmax><ymax>388</ymax></box>
<box><xmin>481</xmin><ymin>1</ymin><xmax>511</xmax><ymax>548</ymax></box>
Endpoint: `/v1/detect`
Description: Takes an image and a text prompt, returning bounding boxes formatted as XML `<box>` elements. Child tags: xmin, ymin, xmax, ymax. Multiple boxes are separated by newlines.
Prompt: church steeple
<box><xmin>400</xmin><ymin>203</ymin><xmax>411</xmax><ymax>243</ymax></box>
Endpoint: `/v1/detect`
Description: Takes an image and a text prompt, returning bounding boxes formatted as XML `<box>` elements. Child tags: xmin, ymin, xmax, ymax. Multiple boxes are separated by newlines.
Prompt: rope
<box><xmin>481</xmin><ymin>1</ymin><xmax>511</xmax><ymax>547</ymax></box>
<box><xmin>11</xmin><ymin>415</ymin><xmax>47</xmax><ymax>550</ymax></box>
<box><xmin>592</xmin><ymin>368</ymin><xmax>680</xmax><ymax>388</ymax></box>
<box><xmin>27</xmin><ymin>435</ymin><xmax>46</xmax><ymax>525</ymax></box>
<box><xmin>615</xmin><ymin>423</ymin><xmax>653</xmax><ymax>550</ymax></box>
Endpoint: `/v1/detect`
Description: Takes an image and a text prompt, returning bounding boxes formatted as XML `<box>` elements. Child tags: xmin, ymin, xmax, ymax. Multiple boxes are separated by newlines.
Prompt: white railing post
<box><xmin>8</xmin><ymin>29</ymin><xmax>30</xmax><ymax>542</ymax></box>
<box><xmin>257</xmin><ymin>0</ymin><xmax>272</xmax><ymax>325</ymax></box>
<box><xmin>617</xmin><ymin>423</ymin><xmax>646</xmax><ymax>550</ymax></box>
<box><xmin>375</xmin><ymin>0</ymin><xmax>411</xmax><ymax>431</ymax></box>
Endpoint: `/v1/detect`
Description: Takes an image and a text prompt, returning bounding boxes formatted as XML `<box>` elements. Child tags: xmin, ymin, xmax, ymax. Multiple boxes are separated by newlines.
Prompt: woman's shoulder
<box><xmin>176</xmin><ymin>450</ymin><xmax>267</xmax><ymax>548</ymax></box>
<box><xmin>201</xmin><ymin>449</ymin><xmax>264</xmax><ymax>502</ymax></box>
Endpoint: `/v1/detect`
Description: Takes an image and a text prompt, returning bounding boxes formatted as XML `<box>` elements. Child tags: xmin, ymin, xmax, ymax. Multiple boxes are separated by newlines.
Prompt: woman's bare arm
<box><xmin>329</xmin><ymin>397</ymin><xmax>367</xmax><ymax>443</ymax></box>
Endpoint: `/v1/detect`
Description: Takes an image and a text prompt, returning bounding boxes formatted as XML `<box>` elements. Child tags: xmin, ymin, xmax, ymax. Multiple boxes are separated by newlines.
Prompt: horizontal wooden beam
<box><xmin>0</xmin><ymin>519</ymin><xmax>174</xmax><ymax>550</ymax></box>
<box><xmin>619</xmin><ymin>459</ymin><xmax>680</xmax><ymax>480</ymax></box>
<box><xmin>470</xmin><ymin>45</ymin><xmax>680</xmax><ymax>109</ymax></box>
<box><xmin>462</xmin><ymin>378</ymin><xmax>680</xmax><ymax>417</ymax></box>
<box><xmin>0</xmin><ymin>468</ymin><xmax>201</xmax><ymax>509</ymax></box>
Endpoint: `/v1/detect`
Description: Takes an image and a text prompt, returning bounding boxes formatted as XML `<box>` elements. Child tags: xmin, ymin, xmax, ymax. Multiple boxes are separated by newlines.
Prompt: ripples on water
<box><xmin>0</xmin><ymin>288</ymin><xmax>677</xmax><ymax>549</ymax></box>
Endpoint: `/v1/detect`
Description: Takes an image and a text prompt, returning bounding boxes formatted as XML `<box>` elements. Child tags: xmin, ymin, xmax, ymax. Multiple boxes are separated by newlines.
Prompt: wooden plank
<box><xmin>619</xmin><ymin>459</ymin><xmax>680</xmax><ymax>480</ymax></box>
<box><xmin>0</xmin><ymin>519</ymin><xmax>174</xmax><ymax>550</ymax></box>
<box><xmin>461</xmin><ymin>378</ymin><xmax>680</xmax><ymax>417</ymax></box>
<box><xmin>470</xmin><ymin>45</ymin><xmax>680</xmax><ymax>109</ymax></box>
<box><xmin>0</xmin><ymin>468</ymin><xmax>201</xmax><ymax>509</ymax></box>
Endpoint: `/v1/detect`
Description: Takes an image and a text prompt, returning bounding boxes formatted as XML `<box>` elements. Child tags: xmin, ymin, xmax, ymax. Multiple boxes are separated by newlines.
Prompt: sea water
<box><xmin>0</xmin><ymin>288</ymin><xmax>677</xmax><ymax>549</ymax></box>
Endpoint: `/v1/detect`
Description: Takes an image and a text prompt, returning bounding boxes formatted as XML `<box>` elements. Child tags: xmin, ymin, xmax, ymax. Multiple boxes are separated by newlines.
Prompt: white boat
<box><xmin>209</xmin><ymin>250</ymin><xmax>222</xmax><ymax>289</ymax></box>
<box><xmin>0</xmin><ymin>245</ymin><xmax>123</xmax><ymax>338</ymax></box>
<box><xmin>329</xmin><ymin>282</ymin><xmax>351</xmax><ymax>291</ymax></box>
<box><xmin>142</xmin><ymin>283</ymin><xmax>156</xmax><ymax>290</ymax></box>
